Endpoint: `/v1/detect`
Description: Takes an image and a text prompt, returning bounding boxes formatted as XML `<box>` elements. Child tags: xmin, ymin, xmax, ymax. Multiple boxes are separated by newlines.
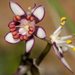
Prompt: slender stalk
<box><xmin>36</xmin><ymin>42</ymin><xmax>52</xmax><ymax>66</ymax></box>
<box><xmin>14</xmin><ymin>40</ymin><xmax>52</xmax><ymax>75</ymax></box>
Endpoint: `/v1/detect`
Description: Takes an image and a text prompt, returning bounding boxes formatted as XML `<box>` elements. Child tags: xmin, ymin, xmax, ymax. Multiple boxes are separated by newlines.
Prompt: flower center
<box><xmin>9</xmin><ymin>20</ymin><xmax>35</xmax><ymax>41</ymax></box>
<box><xmin>23</xmin><ymin>25</ymin><xmax>29</xmax><ymax>31</ymax></box>
<box><xmin>20</xmin><ymin>21</ymin><xmax>35</xmax><ymax>35</ymax></box>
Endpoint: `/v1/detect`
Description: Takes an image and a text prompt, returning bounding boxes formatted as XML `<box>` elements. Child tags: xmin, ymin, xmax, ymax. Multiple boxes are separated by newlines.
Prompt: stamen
<box><xmin>28</xmin><ymin>30</ymin><xmax>33</xmax><ymax>34</ymax></box>
<box><xmin>27</xmin><ymin>15</ymin><xmax>30</xmax><ymax>20</ymax></box>
<box><xmin>23</xmin><ymin>35</ymin><xmax>28</xmax><ymax>40</ymax></box>
<box><xmin>60</xmin><ymin>17</ymin><xmax>67</xmax><ymax>26</ymax></box>
<box><xmin>9</xmin><ymin>24</ymin><xmax>15</xmax><ymax>28</ymax></box>
<box><xmin>15</xmin><ymin>22</ymin><xmax>31</xmax><ymax>28</ymax></box>
<box><xmin>30</xmin><ymin>16</ymin><xmax>34</xmax><ymax>21</ymax></box>
<box><xmin>29</xmin><ymin>26</ymin><xmax>34</xmax><ymax>30</ymax></box>
<box><xmin>15</xmin><ymin>26</ymin><xmax>22</xmax><ymax>28</ymax></box>
<box><xmin>72</xmin><ymin>47</ymin><xmax>75</xmax><ymax>51</ymax></box>
<box><xmin>28</xmin><ymin>7</ymin><xmax>32</xmax><ymax>11</ymax></box>
<box><xmin>28</xmin><ymin>7</ymin><xmax>32</xmax><ymax>13</ymax></box>
<box><xmin>10</xmin><ymin>27</ymin><xmax>16</xmax><ymax>32</ymax></box>
<box><xmin>66</xmin><ymin>40</ymin><xmax>72</xmax><ymax>44</ymax></box>
<box><xmin>20</xmin><ymin>36</ymin><xmax>24</xmax><ymax>41</ymax></box>
<box><xmin>14</xmin><ymin>15</ymin><xmax>21</xmax><ymax>21</ymax></box>
<box><xmin>13</xmin><ymin>33</ymin><xmax>20</xmax><ymax>39</ymax></box>
<box><xmin>12</xmin><ymin>31</ymin><xmax>18</xmax><ymax>36</ymax></box>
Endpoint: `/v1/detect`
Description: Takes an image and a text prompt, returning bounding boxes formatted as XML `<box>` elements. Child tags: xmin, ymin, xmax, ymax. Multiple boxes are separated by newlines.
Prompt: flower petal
<box><xmin>26</xmin><ymin>37</ymin><xmax>34</xmax><ymax>53</ymax></box>
<box><xmin>35</xmin><ymin>27</ymin><xmax>46</xmax><ymax>39</ymax></box>
<box><xmin>61</xmin><ymin>58</ymin><xmax>73</xmax><ymax>73</ymax></box>
<box><xmin>53</xmin><ymin>26</ymin><xmax>63</xmax><ymax>37</ymax></box>
<box><xmin>60</xmin><ymin>46</ymin><xmax>68</xmax><ymax>52</ymax></box>
<box><xmin>65</xmin><ymin>44</ymin><xmax>75</xmax><ymax>49</ymax></box>
<box><xmin>65</xmin><ymin>44</ymin><xmax>75</xmax><ymax>51</ymax></box>
<box><xmin>5</xmin><ymin>33</ymin><xmax>20</xmax><ymax>44</ymax></box>
<box><xmin>60</xmin><ymin>35</ymin><xmax>73</xmax><ymax>40</ymax></box>
<box><xmin>9</xmin><ymin>1</ymin><xmax>25</xmax><ymax>16</ymax></box>
<box><xmin>32</xmin><ymin>5</ymin><xmax>45</xmax><ymax>22</ymax></box>
<box><xmin>19</xmin><ymin>28</ymin><xmax>26</xmax><ymax>35</ymax></box>
<box><xmin>56</xmin><ymin>40</ymin><xmax>66</xmax><ymax>45</ymax></box>
<box><xmin>52</xmin><ymin>42</ymin><xmax>72</xmax><ymax>73</ymax></box>
<box><xmin>52</xmin><ymin>42</ymin><xmax>63</xmax><ymax>54</ymax></box>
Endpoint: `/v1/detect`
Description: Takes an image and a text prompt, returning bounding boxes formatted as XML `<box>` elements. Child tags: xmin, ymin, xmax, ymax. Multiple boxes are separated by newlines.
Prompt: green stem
<box><xmin>36</xmin><ymin>42</ymin><xmax>52</xmax><ymax>66</ymax></box>
<box><xmin>30</xmin><ymin>65</ymin><xmax>40</xmax><ymax>75</ymax></box>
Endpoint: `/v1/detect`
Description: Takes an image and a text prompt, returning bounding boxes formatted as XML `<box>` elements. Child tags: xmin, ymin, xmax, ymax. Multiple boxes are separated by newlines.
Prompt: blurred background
<box><xmin>0</xmin><ymin>0</ymin><xmax>75</xmax><ymax>75</ymax></box>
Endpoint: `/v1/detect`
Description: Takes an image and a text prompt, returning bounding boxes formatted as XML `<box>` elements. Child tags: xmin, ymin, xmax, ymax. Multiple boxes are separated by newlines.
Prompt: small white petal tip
<box><xmin>26</xmin><ymin>38</ymin><xmax>34</xmax><ymax>53</ymax></box>
<box><xmin>32</xmin><ymin>6</ymin><xmax>45</xmax><ymax>21</ymax></box>
<box><xmin>36</xmin><ymin>27</ymin><xmax>46</xmax><ymax>39</ymax></box>
<box><xmin>5</xmin><ymin>33</ymin><xmax>20</xmax><ymax>44</ymax></box>
<box><xmin>10</xmin><ymin>1</ymin><xmax>25</xmax><ymax>16</ymax></box>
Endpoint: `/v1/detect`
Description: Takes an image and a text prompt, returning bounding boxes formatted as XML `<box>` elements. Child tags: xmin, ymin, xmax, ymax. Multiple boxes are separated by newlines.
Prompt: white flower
<box><xmin>5</xmin><ymin>1</ymin><xmax>46</xmax><ymax>53</ymax></box>
<box><xmin>50</xmin><ymin>17</ymin><xmax>74</xmax><ymax>72</ymax></box>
